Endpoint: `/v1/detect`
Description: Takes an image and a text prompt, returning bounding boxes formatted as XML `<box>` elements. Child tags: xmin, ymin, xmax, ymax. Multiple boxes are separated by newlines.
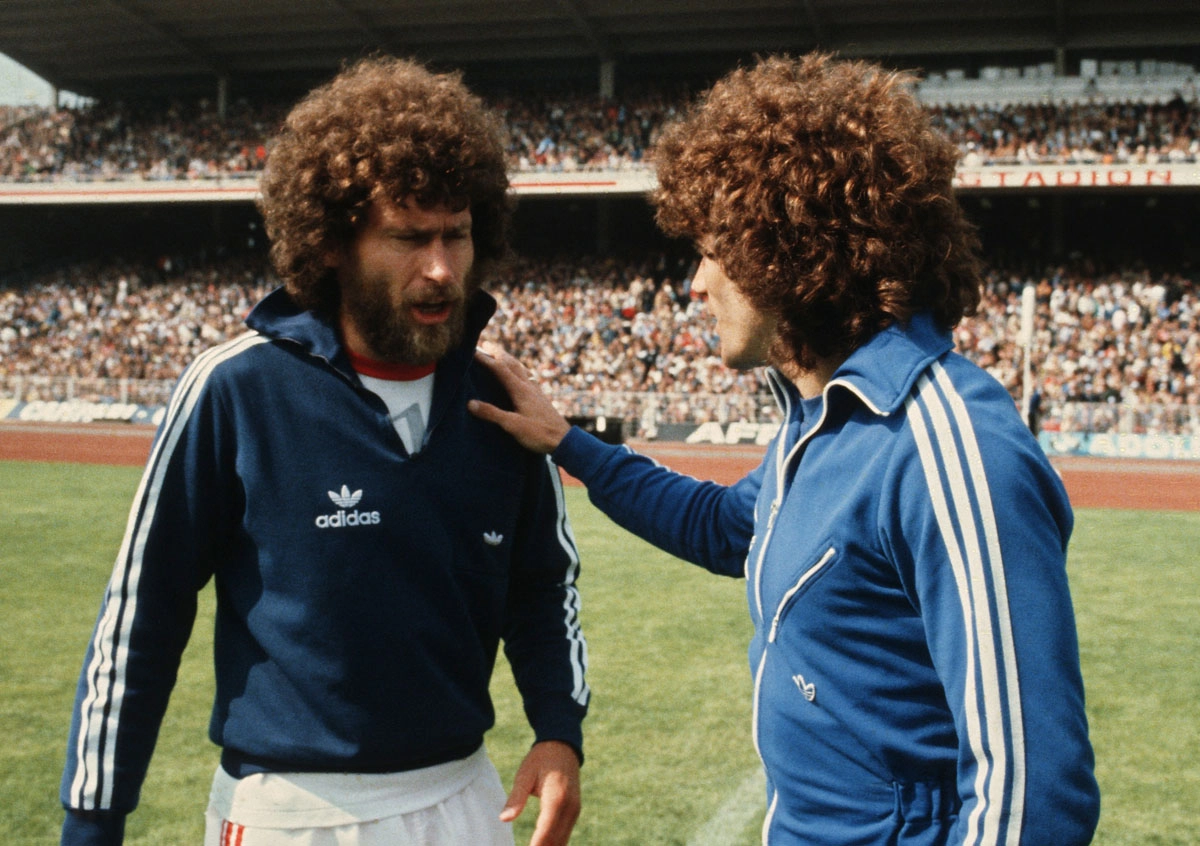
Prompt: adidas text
<box><xmin>315</xmin><ymin>509</ymin><xmax>381</xmax><ymax>529</ymax></box>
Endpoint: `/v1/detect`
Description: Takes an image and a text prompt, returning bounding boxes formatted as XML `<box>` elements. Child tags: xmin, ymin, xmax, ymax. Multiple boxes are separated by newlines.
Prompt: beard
<box><xmin>340</xmin><ymin>272</ymin><xmax>479</xmax><ymax>366</ymax></box>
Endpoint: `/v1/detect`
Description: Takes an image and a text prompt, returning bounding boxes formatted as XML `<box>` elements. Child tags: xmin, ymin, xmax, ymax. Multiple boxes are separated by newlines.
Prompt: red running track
<box><xmin>2</xmin><ymin>422</ymin><xmax>1198</xmax><ymax>512</ymax></box>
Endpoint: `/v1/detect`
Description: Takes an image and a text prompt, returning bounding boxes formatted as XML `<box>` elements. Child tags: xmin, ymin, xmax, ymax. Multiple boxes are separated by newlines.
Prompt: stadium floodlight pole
<box><xmin>1020</xmin><ymin>282</ymin><xmax>1036</xmax><ymax>427</ymax></box>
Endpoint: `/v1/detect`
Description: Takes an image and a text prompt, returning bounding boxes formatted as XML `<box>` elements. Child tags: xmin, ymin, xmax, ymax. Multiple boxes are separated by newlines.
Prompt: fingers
<box><xmin>500</xmin><ymin>742</ymin><xmax>582</xmax><ymax>846</ymax></box>
<box><xmin>471</xmin><ymin>344</ymin><xmax>569</xmax><ymax>454</ymax></box>
<box><xmin>466</xmin><ymin>398</ymin><xmax>504</xmax><ymax>425</ymax></box>
<box><xmin>475</xmin><ymin>342</ymin><xmax>520</xmax><ymax>374</ymax></box>
<box><xmin>475</xmin><ymin>343</ymin><xmax>536</xmax><ymax>386</ymax></box>
<box><xmin>499</xmin><ymin>769</ymin><xmax>579</xmax><ymax>846</ymax></box>
<box><xmin>499</xmin><ymin>771</ymin><xmax>532</xmax><ymax>824</ymax></box>
<box><xmin>477</xmin><ymin>340</ymin><xmax>506</xmax><ymax>360</ymax></box>
<box><xmin>528</xmin><ymin>775</ymin><xmax>581</xmax><ymax>846</ymax></box>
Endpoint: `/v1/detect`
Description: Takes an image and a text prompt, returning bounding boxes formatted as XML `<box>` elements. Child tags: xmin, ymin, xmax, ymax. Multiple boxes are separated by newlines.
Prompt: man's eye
<box><xmin>395</xmin><ymin>233</ymin><xmax>431</xmax><ymax>245</ymax></box>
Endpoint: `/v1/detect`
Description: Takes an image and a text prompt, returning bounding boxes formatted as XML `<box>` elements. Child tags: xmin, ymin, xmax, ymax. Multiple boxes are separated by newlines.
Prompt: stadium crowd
<box><xmin>0</xmin><ymin>90</ymin><xmax>672</xmax><ymax>180</ymax></box>
<box><xmin>2</xmin><ymin>251</ymin><xmax>1197</xmax><ymax>436</ymax></box>
<box><xmin>931</xmin><ymin>93</ymin><xmax>1199</xmax><ymax>166</ymax></box>
<box><xmin>3</xmin><ymin>79</ymin><xmax>1198</xmax><ymax>181</ymax></box>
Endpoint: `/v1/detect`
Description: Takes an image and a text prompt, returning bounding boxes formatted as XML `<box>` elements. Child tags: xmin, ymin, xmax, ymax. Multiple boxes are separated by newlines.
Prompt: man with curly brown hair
<box><xmin>471</xmin><ymin>52</ymin><xmax>1099</xmax><ymax>844</ymax></box>
<box><xmin>61</xmin><ymin>57</ymin><xmax>588</xmax><ymax>846</ymax></box>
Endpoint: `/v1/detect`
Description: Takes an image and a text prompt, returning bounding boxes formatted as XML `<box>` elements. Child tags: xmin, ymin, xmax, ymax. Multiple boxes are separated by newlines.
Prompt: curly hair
<box><xmin>258</xmin><ymin>56</ymin><xmax>511</xmax><ymax>316</ymax></box>
<box><xmin>653</xmin><ymin>52</ymin><xmax>983</xmax><ymax>370</ymax></box>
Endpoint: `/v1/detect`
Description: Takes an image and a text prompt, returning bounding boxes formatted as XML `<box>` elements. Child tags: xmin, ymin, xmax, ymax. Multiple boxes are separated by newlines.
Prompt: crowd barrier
<box><xmin>3</xmin><ymin>374</ymin><xmax>1197</xmax><ymax>460</ymax></box>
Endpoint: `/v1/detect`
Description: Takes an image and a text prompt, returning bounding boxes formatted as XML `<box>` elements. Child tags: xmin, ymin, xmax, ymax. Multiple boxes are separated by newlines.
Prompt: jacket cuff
<box><xmin>62</xmin><ymin>809</ymin><xmax>126</xmax><ymax>846</ymax></box>
<box><xmin>551</xmin><ymin>426</ymin><xmax>613</xmax><ymax>485</ymax></box>
<box><xmin>527</xmin><ymin>696</ymin><xmax>586</xmax><ymax>766</ymax></box>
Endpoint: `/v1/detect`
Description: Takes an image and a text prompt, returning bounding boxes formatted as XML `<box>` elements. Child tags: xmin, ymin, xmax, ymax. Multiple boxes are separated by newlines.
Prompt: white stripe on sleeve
<box><xmin>905</xmin><ymin>364</ymin><xmax>1024</xmax><ymax>846</ymax></box>
<box><xmin>71</xmin><ymin>333</ymin><xmax>267</xmax><ymax>808</ymax></box>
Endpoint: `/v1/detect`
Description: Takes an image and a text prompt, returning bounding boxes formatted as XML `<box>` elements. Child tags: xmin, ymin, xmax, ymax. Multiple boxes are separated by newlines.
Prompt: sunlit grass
<box><xmin>2</xmin><ymin>461</ymin><xmax>1196</xmax><ymax>844</ymax></box>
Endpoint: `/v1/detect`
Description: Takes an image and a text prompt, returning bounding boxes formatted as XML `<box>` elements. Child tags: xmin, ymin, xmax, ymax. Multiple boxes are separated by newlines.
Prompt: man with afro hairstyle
<box><xmin>61</xmin><ymin>57</ymin><xmax>588</xmax><ymax>846</ymax></box>
<box><xmin>471</xmin><ymin>52</ymin><xmax>1099</xmax><ymax>845</ymax></box>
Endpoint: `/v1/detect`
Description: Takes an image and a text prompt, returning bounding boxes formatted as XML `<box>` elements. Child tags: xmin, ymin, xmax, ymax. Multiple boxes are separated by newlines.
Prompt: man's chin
<box><xmin>376</xmin><ymin>322</ymin><xmax>461</xmax><ymax>366</ymax></box>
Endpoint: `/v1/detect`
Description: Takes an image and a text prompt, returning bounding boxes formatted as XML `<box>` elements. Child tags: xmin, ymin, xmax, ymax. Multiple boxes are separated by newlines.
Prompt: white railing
<box><xmin>1040</xmin><ymin>400</ymin><xmax>1200</xmax><ymax>439</ymax></box>
<box><xmin>1</xmin><ymin>374</ymin><xmax>176</xmax><ymax>407</ymax></box>
<box><xmin>5</xmin><ymin>374</ymin><xmax>1199</xmax><ymax>442</ymax></box>
<box><xmin>0</xmin><ymin>374</ymin><xmax>775</xmax><ymax>437</ymax></box>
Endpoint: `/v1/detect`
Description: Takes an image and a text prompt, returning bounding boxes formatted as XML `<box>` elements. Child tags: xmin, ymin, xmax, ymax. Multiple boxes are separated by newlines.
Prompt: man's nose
<box><xmin>423</xmin><ymin>240</ymin><xmax>455</xmax><ymax>282</ymax></box>
<box><xmin>691</xmin><ymin>259</ymin><xmax>712</xmax><ymax>294</ymax></box>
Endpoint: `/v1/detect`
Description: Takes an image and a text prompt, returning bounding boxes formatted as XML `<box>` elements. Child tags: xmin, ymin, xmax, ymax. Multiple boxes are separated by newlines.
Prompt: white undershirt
<box><xmin>358</xmin><ymin>372</ymin><xmax>435</xmax><ymax>454</ymax></box>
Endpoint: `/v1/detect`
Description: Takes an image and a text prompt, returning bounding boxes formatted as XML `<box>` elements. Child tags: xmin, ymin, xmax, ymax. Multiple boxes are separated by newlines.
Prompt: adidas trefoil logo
<box><xmin>792</xmin><ymin>674</ymin><xmax>816</xmax><ymax>702</ymax></box>
<box><xmin>328</xmin><ymin>485</ymin><xmax>363</xmax><ymax>508</ymax></box>
<box><xmin>316</xmin><ymin>484</ymin><xmax>380</xmax><ymax>529</ymax></box>
<box><xmin>483</xmin><ymin>531</ymin><xmax>504</xmax><ymax>546</ymax></box>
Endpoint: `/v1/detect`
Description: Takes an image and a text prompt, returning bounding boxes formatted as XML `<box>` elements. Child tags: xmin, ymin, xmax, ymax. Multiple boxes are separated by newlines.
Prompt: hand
<box><xmin>469</xmin><ymin>343</ymin><xmax>571</xmax><ymax>454</ymax></box>
<box><xmin>500</xmin><ymin>740</ymin><xmax>582</xmax><ymax>846</ymax></box>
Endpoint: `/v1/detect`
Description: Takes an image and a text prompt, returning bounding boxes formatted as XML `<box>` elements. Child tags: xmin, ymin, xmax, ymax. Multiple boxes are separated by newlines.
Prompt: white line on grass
<box><xmin>686</xmin><ymin>767</ymin><xmax>766</xmax><ymax>846</ymax></box>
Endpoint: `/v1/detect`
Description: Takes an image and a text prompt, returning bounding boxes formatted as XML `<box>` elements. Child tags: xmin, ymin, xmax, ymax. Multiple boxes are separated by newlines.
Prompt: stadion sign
<box><xmin>954</xmin><ymin>163</ymin><xmax>1200</xmax><ymax>190</ymax></box>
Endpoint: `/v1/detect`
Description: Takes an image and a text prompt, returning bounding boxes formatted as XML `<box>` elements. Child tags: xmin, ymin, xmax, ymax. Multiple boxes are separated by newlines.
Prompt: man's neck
<box><xmin>339</xmin><ymin>314</ymin><xmax>374</xmax><ymax>360</ymax></box>
<box><xmin>346</xmin><ymin>349</ymin><xmax>436</xmax><ymax>381</ymax></box>
<box><xmin>777</xmin><ymin>355</ymin><xmax>843</xmax><ymax>399</ymax></box>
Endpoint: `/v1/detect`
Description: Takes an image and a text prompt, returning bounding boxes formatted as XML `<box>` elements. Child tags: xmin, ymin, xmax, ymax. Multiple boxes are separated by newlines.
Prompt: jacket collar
<box><xmin>768</xmin><ymin>310</ymin><xmax>954</xmax><ymax>419</ymax></box>
<box><xmin>245</xmin><ymin>286</ymin><xmax>497</xmax><ymax>386</ymax></box>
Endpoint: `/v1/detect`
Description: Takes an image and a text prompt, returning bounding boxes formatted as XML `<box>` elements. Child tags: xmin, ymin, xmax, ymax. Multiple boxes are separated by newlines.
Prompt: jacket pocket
<box><xmin>767</xmin><ymin>545</ymin><xmax>837</xmax><ymax>643</ymax></box>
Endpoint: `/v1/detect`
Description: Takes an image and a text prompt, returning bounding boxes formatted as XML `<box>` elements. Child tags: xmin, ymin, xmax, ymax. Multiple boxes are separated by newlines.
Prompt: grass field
<box><xmin>2</xmin><ymin>459</ymin><xmax>1197</xmax><ymax>844</ymax></box>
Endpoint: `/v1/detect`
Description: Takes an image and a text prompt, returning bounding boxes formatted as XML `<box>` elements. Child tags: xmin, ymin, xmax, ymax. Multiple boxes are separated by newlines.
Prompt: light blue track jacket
<box><xmin>61</xmin><ymin>288</ymin><xmax>589</xmax><ymax>845</ymax></box>
<box><xmin>552</xmin><ymin>311</ymin><xmax>1098</xmax><ymax>845</ymax></box>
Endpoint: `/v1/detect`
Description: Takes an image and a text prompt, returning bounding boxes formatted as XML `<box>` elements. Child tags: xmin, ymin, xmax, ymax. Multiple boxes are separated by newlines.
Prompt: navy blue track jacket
<box><xmin>61</xmin><ymin>288</ymin><xmax>589</xmax><ymax>843</ymax></box>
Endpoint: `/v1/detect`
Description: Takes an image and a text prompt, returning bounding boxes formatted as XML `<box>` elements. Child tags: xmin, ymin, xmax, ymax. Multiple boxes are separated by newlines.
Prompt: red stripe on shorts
<box><xmin>222</xmin><ymin>820</ymin><xmax>245</xmax><ymax>846</ymax></box>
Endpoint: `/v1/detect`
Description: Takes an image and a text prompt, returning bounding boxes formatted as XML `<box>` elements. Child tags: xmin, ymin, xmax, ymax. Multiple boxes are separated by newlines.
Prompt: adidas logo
<box><xmin>316</xmin><ymin>484</ymin><xmax>381</xmax><ymax>529</ymax></box>
<box><xmin>792</xmin><ymin>674</ymin><xmax>816</xmax><ymax>702</ymax></box>
<box><xmin>483</xmin><ymin>531</ymin><xmax>504</xmax><ymax>546</ymax></box>
<box><xmin>328</xmin><ymin>485</ymin><xmax>362</xmax><ymax>508</ymax></box>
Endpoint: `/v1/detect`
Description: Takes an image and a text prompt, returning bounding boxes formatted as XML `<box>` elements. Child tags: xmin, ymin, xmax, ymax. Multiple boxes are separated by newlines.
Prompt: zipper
<box><xmin>751</xmin><ymin>547</ymin><xmax>835</xmax><ymax>765</ymax></box>
<box><xmin>751</xmin><ymin>646</ymin><xmax>769</xmax><ymax>760</ymax></box>
<box><xmin>751</xmin><ymin>545</ymin><xmax>836</xmax><ymax>844</ymax></box>
<box><xmin>753</xmin><ymin>371</ymin><xmax>826</xmax><ymax>620</ymax></box>
<box><xmin>752</xmin><ymin>500</ymin><xmax>780</xmax><ymax>620</ymax></box>
<box><xmin>768</xmin><ymin>546</ymin><xmax>837</xmax><ymax>643</ymax></box>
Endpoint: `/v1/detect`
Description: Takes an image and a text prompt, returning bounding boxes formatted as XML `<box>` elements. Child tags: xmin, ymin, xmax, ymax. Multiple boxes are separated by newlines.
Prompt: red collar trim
<box><xmin>347</xmin><ymin>350</ymin><xmax>436</xmax><ymax>381</ymax></box>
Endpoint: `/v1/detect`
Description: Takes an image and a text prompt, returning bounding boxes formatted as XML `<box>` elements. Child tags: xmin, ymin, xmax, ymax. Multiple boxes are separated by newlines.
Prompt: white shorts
<box><xmin>204</xmin><ymin>746</ymin><xmax>514</xmax><ymax>846</ymax></box>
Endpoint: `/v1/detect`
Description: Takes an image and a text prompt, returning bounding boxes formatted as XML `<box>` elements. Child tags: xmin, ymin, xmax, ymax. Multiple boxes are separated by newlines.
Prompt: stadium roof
<box><xmin>2</xmin><ymin>0</ymin><xmax>1199</xmax><ymax>100</ymax></box>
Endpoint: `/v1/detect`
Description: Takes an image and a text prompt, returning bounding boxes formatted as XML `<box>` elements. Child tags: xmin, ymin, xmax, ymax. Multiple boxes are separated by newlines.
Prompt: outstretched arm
<box><xmin>468</xmin><ymin>343</ymin><xmax>569</xmax><ymax>454</ymax></box>
<box><xmin>472</xmin><ymin>342</ymin><xmax>760</xmax><ymax>577</ymax></box>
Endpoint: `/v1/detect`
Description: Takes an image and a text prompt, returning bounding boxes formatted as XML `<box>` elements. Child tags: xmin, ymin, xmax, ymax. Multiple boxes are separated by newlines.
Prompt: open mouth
<box><xmin>410</xmin><ymin>301</ymin><xmax>454</xmax><ymax>325</ymax></box>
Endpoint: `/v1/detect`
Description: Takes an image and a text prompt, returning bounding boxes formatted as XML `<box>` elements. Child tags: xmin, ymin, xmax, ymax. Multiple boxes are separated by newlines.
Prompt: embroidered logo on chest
<box><xmin>315</xmin><ymin>484</ymin><xmax>381</xmax><ymax>529</ymax></box>
<box><xmin>328</xmin><ymin>485</ymin><xmax>362</xmax><ymax>508</ymax></box>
